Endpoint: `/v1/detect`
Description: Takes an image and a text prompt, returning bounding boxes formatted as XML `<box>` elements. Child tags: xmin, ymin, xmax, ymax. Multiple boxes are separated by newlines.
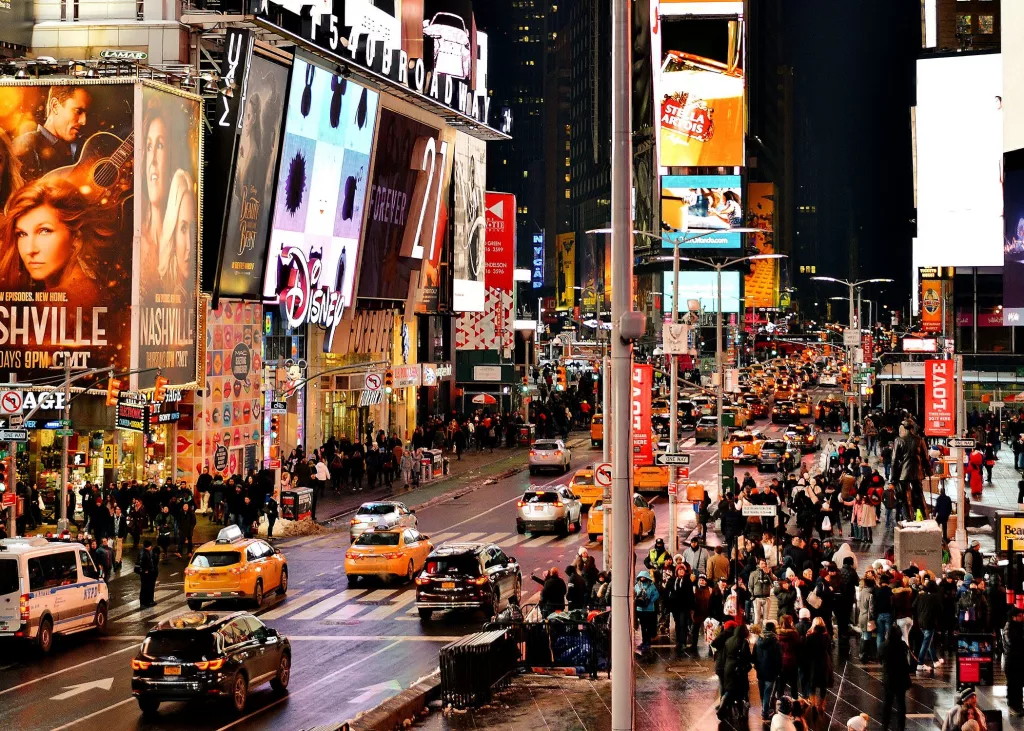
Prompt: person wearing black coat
<box><xmin>914</xmin><ymin>582</ymin><xmax>943</xmax><ymax>669</ymax></box>
<box><xmin>666</xmin><ymin>565</ymin><xmax>694</xmax><ymax>648</ymax></box>
<box><xmin>880</xmin><ymin>626</ymin><xmax>913</xmax><ymax>731</ymax></box>
<box><xmin>720</xmin><ymin>624</ymin><xmax>753</xmax><ymax>718</ymax></box>
<box><xmin>754</xmin><ymin>622</ymin><xmax>783</xmax><ymax>720</ymax></box>
<box><xmin>564</xmin><ymin>565</ymin><xmax>587</xmax><ymax>611</ymax></box>
<box><xmin>177</xmin><ymin>502</ymin><xmax>197</xmax><ymax>556</ymax></box>
<box><xmin>138</xmin><ymin>541</ymin><xmax>159</xmax><ymax>607</ymax></box>
<box><xmin>802</xmin><ymin>618</ymin><xmax>832</xmax><ymax>711</ymax></box>
<box><xmin>532</xmin><ymin>568</ymin><xmax>567</xmax><ymax>617</ymax></box>
<box><xmin>265</xmin><ymin>496</ymin><xmax>279</xmax><ymax>538</ymax></box>
<box><xmin>1005</xmin><ymin>609</ymin><xmax>1024</xmax><ymax>715</ymax></box>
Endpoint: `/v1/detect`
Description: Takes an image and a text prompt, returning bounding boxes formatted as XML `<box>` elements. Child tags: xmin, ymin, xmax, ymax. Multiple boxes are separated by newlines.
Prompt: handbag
<box><xmin>867</xmin><ymin>620</ymin><xmax>877</xmax><ymax>632</ymax></box>
<box><xmin>806</xmin><ymin>587</ymin><xmax>823</xmax><ymax>609</ymax></box>
<box><xmin>821</xmin><ymin>515</ymin><xmax>832</xmax><ymax>533</ymax></box>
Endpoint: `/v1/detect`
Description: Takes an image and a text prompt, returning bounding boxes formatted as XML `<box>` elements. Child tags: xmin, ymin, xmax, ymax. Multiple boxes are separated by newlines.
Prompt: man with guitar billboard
<box><xmin>12</xmin><ymin>86</ymin><xmax>91</xmax><ymax>181</ymax></box>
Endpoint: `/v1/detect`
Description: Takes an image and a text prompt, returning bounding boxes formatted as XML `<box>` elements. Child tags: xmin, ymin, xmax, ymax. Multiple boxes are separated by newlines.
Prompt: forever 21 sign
<box><xmin>250</xmin><ymin>0</ymin><xmax>495</xmax><ymax>129</ymax></box>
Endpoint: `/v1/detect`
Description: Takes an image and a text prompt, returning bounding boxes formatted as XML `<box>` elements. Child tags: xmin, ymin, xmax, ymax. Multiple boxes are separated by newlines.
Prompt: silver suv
<box><xmin>515</xmin><ymin>487</ymin><xmax>582</xmax><ymax>536</ymax></box>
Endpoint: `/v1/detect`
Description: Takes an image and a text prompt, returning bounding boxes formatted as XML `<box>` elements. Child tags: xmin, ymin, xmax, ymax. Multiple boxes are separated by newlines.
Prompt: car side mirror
<box><xmin>410</xmin><ymin>509</ymin><xmax>416</xmax><ymax>514</ymax></box>
<box><xmin>421</xmin><ymin>534</ymin><xmax>429</xmax><ymax>541</ymax></box>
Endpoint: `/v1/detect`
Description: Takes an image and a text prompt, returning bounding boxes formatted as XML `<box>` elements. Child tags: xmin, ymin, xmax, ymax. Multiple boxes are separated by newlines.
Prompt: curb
<box><xmin>329</xmin><ymin>671</ymin><xmax>441</xmax><ymax>731</ymax></box>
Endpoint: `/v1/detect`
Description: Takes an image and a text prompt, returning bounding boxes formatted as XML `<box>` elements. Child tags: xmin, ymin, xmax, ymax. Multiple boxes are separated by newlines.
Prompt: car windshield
<box><xmin>763</xmin><ymin>442</ymin><xmax>785</xmax><ymax>451</ymax></box>
<box><xmin>573</xmin><ymin>473</ymin><xmax>595</xmax><ymax>485</ymax></box>
<box><xmin>355</xmin><ymin>532</ymin><xmax>401</xmax><ymax>546</ymax></box>
<box><xmin>732</xmin><ymin>434</ymin><xmax>752</xmax><ymax>443</ymax></box>
<box><xmin>142</xmin><ymin>631</ymin><xmax>217</xmax><ymax>660</ymax></box>
<box><xmin>523</xmin><ymin>492</ymin><xmax>559</xmax><ymax>503</ymax></box>
<box><xmin>190</xmin><ymin>551</ymin><xmax>240</xmax><ymax>569</ymax></box>
<box><xmin>534</xmin><ymin>442</ymin><xmax>559</xmax><ymax>451</ymax></box>
<box><xmin>425</xmin><ymin>555</ymin><xmax>480</xmax><ymax>576</ymax></box>
<box><xmin>0</xmin><ymin>558</ymin><xmax>18</xmax><ymax>595</ymax></box>
<box><xmin>357</xmin><ymin>504</ymin><xmax>396</xmax><ymax>516</ymax></box>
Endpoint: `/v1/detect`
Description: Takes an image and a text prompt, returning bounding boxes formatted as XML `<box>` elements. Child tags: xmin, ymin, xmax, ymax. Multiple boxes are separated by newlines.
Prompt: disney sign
<box><xmin>276</xmin><ymin>246</ymin><xmax>345</xmax><ymax>352</ymax></box>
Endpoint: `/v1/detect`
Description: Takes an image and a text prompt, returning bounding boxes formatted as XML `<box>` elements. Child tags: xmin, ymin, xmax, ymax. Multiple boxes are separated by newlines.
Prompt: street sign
<box><xmin>8</xmin><ymin>415</ymin><xmax>22</xmax><ymax>427</ymax></box>
<box><xmin>364</xmin><ymin>373</ymin><xmax>382</xmax><ymax>392</ymax></box>
<box><xmin>1</xmin><ymin>492</ymin><xmax>14</xmax><ymax>507</ymax></box>
<box><xmin>595</xmin><ymin>462</ymin><xmax>612</xmax><ymax>487</ymax></box>
<box><xmin>0</xmin><ymin>429</ymin><xmax>28</xmax><ymax>441</ymax></box>
<box><xmin>679</xmin><ymin>467</ymin><xmax>690</xmax><ymax>480</ymax></box>
<box><xmin>843</xmin><ymin>329</ymin><xmax>861</xmax><ymax>347</ymax></box>
<box><xmin>742</xmin><ymin>504</ymin><xmax>778</xmax><ymax>517</ymax></box>
<box><xmin>0</xmin><ymin>390</ymin><xmax>23</xmax><ymax>414</ymax></box>
<box><xmin>947</xmin><ymin>438</ymin><xmax>977</xmax><ymax>449</ymax></box>
<box><xmin>844</xmin><ymin>391</ymin><xmax>858</xmax><ymax>398</ymax></box>
<box><xmin>269</xmin><ymin>401</ymin><xmax>287</xmax><ymax>414</ymax></box>
<box><xmin>55</xmin><ymin>429</ymin><xmax>74</xmax><ymax>437</ymax></box>
<box><xmin>667</xmin><ymin>482</ymin><xmax>677</xmax><ymax>496</ymax></box>
<box><xmin>655</xmin><ymin>453</ymin><xmax>691</xmax><ymax>466</ymax></box>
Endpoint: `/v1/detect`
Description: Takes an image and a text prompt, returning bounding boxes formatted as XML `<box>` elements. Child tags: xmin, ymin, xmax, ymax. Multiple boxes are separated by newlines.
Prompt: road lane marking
<box><xmin>496</xmin><ymin>534</ymin><xmax>530</xmax><ymax>547</ymax></box>
<box><xmin>284</xmin><ymin>635</ymin><xmax>460</xmax><ymax>641</ymax></box>
<box><xmin>108</xmin><ymin>589</ymin><xmax>176</xmax><ymax>621</ymax></box>
<box><xmin>425</xmin><ymin>531</ymin><xmax>458</xmax><ymax>543</ymax></box>
<box><xmin>362</xmin><ymin>589</ymin><xmax>398</xmax><ymax>602</ymax></box>
<box><xmin>288</xmin><ymin>589</ymin><xmax>362</xmax><ymax>620</ymax></box>
<box><xmin>477</xmin><ymin>532</ymin><xmax>511</xmax><ymax>544</ymax></box>
<box><xmin>429</xmin><ymin>472</ymin><xmax>572</xmax><ymax>535</ymax></box>
<box><xmin>361</xmin><ymin>591</ymin><xmax>417</xmax><ymax>621</ymax></box>
<box><xmin>523</xmin><ymin>534</ymin><xmax>556</xmax><ymax>546</ymax></box>
<box><xmin>259</xmin><ymin>589</ymin><xmax>330</xmax><ymax>620</ymax></box>
<box><xmin>326</xmin><ymin>603</ymin><xmax>367</xmax><ymax>620</ymax></box>
<box><xmin>47</xmin><ymin>698</ymin><xmax>136</xmax><ymax>731</ymax></box>
<box><xmin>0</xmin><ymin>646</ymin><xmax>137</xmax><ymax>697</ymax></box>
<box><xmin>452</xmin><ymin>531</ymin><xmax>484</xmax><ymax>542</ymax></box>
<box><xmin>213</xmin><ymin>641</ymin><xmax>404</xmax><ymax>730</ymax></box>
<box><xmin>149</xmin><ymin>603</ymin><xmax>191</xmax><ymax>624</ymax></box>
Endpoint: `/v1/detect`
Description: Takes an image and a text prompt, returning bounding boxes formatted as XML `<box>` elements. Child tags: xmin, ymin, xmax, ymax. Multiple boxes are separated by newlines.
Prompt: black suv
<box><xmin>131</xmin><ymin>611</ymin><xmax>291</xmax><ymax>716</ymax></box>
<box><xmin>414</xmin><ymin>543</ymin><xmax>521</xmax><ymax>621</ymax></box>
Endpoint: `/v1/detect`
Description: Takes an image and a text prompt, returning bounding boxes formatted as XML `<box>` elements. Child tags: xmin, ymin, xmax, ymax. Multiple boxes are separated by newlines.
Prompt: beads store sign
<box><xmin>998</xmin><ymin>515</ymin><xmax>1024</xmax><ymax>552</ymax></box>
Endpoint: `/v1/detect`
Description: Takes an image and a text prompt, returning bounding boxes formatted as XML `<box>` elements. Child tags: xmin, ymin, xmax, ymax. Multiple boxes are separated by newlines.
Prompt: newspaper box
<box><xmin>894</xmin><ymin>519</ymin><xmax>943</xmax><ymax>574</ymax></box>
<box><xmin>518</xmin><ymin>424</ymin><xmax>535</xmax><ymax>446</ymax></box>
<box><xmin>280</xmin><ymin>487</ymin><xmax>313</xmax><ymax>521</ymax></box>
<box><xmin>426</xmin><ymin>449</ymin><xmax>444</xmax><ymax>478</ymax></box>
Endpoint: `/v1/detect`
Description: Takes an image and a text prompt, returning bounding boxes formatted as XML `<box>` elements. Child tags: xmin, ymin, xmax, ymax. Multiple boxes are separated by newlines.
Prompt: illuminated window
<box><xmin>523</xmin><ymin>170</ymin><xmax>528</xmax><ymax>178</ymax></box>
<box><xmin>564</xmin><ymin>189</ymin><xmax>570</xmax><ymax>199</ymax></box>
<box><xmin>564</xmin><ymin>174</ymin><xmax>571</xmax><ymax>182</ymax></box>
<box><xmin>811</xmin><ymin>266</ymin><xmax>817</xmax><ymax>274</ymax></box>
<box><xmin>956</xmin><ymin>14</ymin><xmax>971</xmax><ymax>34</ymax></box>
<box><xmin>564</xmin><ymin>140</ymin><xmax>570</xmax><ymax>151</ymax></box>
<box><xmin>565</xmin><ymin>157</ymin><xmax>570</xmax><ymax>166</ymax></box>
<box><xmin>978</xmin><ymin>15</ymin><xmax>994</xmax><ymax>33</ymax></box>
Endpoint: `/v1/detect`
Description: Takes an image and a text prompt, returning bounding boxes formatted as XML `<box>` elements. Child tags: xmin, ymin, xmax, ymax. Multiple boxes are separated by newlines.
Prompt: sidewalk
<box><xmin>972</xmin><ymin>447</ymin><xmax>1023</xmax><ymax>519</ymax></box>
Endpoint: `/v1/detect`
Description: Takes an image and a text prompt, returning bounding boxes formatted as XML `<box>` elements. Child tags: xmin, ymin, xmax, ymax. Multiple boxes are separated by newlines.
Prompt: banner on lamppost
<box><xmin>924</xmin><ymin>359</ymin><xmax>955</xmax><ymax>437</ymax></box>
<box><xmin>632</xmin><ymin>364</ymin><xmax>654</xmax><ymax>466</ymax></box>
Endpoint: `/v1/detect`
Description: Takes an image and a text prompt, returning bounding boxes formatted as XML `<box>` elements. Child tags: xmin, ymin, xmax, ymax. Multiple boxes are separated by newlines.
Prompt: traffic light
<box><xmin>556</xmin><ymin>367</ymin><xmax>567</xmax><ymax>391</ymax></box>
<box><xmin>270</xmin><ymin>415</ymin><xmax>280</xmax><ymax>441</ymax></box>
<box><xmin>520</xmin><ymin>376</ymin><xmax>530</xmax><ymax>394</ymax></box>
<box><xmin>384</xmin><ymin>369</ymin><xmax>394</xmax><ymax>394</ymax></box>
<box><xmin>105</xmin><ymin>377</ymin><xmax>122</xmax><ymax>407</ymax></box>
<box><xmin>154</xmin><ymin>375</ymin><xmax>168</xmax><ymax>402</ymax></box>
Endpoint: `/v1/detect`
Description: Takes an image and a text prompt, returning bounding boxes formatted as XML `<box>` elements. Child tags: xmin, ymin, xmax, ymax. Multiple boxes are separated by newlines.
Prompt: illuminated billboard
<box><xmin>658</xmin><ymin>15</ymin><xmax>744</xmax><ymax>168</ymax></box>
<box><xmin>662</xmin><ymin>271</ymin><xmax>741</xmax><ymax>313</ymax></box>
<box><xmin>452</xmin><ymin>130</ymin><xmax>487</xmax><ymax>312</ymax></box>
<box><xmin>745</xmin><ymin>182</ymin><xmax>777</xmax><ymax>308</ymax></box>
<box><xmin>265</xmin><ymin>56</ymin><xmax>379</xmax><ymax>345</ymax></box>
<box><xmin>914</xmin><ymin>54</ymin><xmax>1003</xmax><ymax>270</ymax></box>
<box><xmin>661</xmin><ymin>174</ymin><xmax>742</xmax><ymax>249</ymax></box>
<box><xmin>1004</xmin><ymin>150</ymin><xmax>1024</xmax><ymax>324</ymax></box>
<box><xmin>660</xmin><ymin>0</ymin><xmax>744</xmax><ymax>16</ymax></box>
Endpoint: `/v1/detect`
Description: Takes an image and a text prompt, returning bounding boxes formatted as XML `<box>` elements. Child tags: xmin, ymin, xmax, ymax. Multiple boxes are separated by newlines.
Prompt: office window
<box><xmin>564</xmin><ymin>189</ymin><xmax>570</xmax><ymax>199</ymax></box>
<box><xmin>564</xmin><ymin>157</ymin><xmax>570</xmax><ymax>166</ymax></box>
<box><xmin>522</xmin><ymin>170</ymin><xmax>528</xmax><ymax>178</ymax></box>
<box><xmin>978</xmin><ymin>15</ymin><xmax>994</xmax><ymax>33</ymax></box>
<box><xmin>957</xmin><ymin>14</ymin><xmax>972</xmax><ymax>34</ymax></box>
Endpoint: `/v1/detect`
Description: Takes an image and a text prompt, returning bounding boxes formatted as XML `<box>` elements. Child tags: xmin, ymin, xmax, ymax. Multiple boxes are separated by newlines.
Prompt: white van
<box><xmin>0</xmin><ymin>536</ymin><xmax>109</xmax><ymax>653</ymax></box>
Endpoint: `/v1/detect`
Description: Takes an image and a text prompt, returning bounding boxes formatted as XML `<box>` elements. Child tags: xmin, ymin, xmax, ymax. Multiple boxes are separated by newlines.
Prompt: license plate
<box><xmin>442</xmin><ymin>582</ymin><xmax>455</xmax><ymax>589</ymax></box>
<box><xmin>164</xmin><ymin>666</ymin><xmax>181</xmax><ymax>676</ymax></box>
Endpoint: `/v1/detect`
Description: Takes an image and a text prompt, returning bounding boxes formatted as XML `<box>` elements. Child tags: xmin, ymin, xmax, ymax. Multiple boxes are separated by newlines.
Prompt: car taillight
<box><xmin>194</xmin><ymin>658</ymin><xmax>225</xmax><ymax>671</ymax></box>
<box><xmin>553</xmin><ymin>501</ymin><xmax>563</xmax><ymax>508</ymax></box>
<box><xmin>415</xmin><ymin>577</ymin><xmax>430</xmax><ymax>585</ymax></box>
<box><xmin>345</xmin><ymin>551</ymin><xmax>356</xmax><ymax>560</ymax></box>
<box><xmin>530</xmin><ymin>450</ymin><xmax>537</xmax><ymax>456</ymax></box>
<box><xmin>381</xmin><ymin>552</ymin><xmax>401</xmax><ymax>559</ymax></box>
<box><xmin>184</xmin><ymin>567</ymin><xmax>198</xmax><ymax>576</ymax></box>
<box><xmin>19</xmin><ymin>594</ymin><xmax>29</xmax><ymax>622</ymax></box>
<box><xmin>132</xmin><ymin>659</ymin><xmax>152</xmax><ymax>671</ymax></box>
<box><xmin>471</xmin><ymin>576</ymin><xmax>489</xmax><ymax>585</ymax></box>
<box><xmin>229</xmin><ymin>566</ymin><xmax>245</xmax><ymax>575</ymax></box>
<box><xmin>554</xmin><ymin>450</ymin><xmax>563</xmax><ymax>456</ymax></box>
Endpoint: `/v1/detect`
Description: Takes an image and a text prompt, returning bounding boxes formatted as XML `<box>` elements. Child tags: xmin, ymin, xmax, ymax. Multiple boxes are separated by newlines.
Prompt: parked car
<box><xmin>131</xmin><ymin>611</ymin><xmax>290</xmax><ymax>716</ymax></box>
<box><xmin>529</xmin><ymin>440</ymin><xmax>572</xmax><ymax>474</ymax></box>
<box><xmin>415</xmin><ymin>543</ymin><xmax>522</xmax><ymax>621</ymax></box>
<box><xmin>516</xmin><ymin>487</ymin><xmax>582</xmax><ymax>535</ymax></box>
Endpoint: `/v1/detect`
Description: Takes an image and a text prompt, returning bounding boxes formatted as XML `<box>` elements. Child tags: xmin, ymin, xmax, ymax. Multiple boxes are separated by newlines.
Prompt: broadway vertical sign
<box><xmin>631</xmin><ymin>364</ymin><xmax>654</xmax><ymax>466</ymax></box>
<box><xmin>924</xmin><ymin>359</ymin><xmax>955</xmax><ymax>437</ymax></box>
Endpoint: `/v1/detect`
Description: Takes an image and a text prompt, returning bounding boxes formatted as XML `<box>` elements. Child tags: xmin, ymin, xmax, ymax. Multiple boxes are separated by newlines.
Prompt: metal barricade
<box><xmin>484</xmin><ymin>613</ymin><xmax>610</xmax><ymax>678</ymax></box>
<box><xmin>439</xmin><ymin>629</ymin><xmax>518</xmax><ymax>708</ymax></box>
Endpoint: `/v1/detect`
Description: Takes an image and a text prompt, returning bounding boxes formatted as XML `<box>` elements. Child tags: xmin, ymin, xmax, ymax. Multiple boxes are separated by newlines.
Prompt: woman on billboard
<box><xmin>159</xmin><ymin>168</ymin><xmax>196</xmax><ymax>301</ymax></box>
<box><xmin>0</xmin><ymin>177</ymin><xmax>117</xmax><ymax>302</ymax></box>
<box><xmin>140</xmin><ymin>96</ymin><xmax>178</xmax><ymax>295</ymax></box>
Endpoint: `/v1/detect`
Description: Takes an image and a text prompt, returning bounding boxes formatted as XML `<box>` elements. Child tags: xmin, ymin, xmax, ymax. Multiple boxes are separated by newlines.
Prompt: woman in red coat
<box><xmin>968</xmin><ymin>450</ymin><xmax>985</xmax><ymax>498</ymax></box>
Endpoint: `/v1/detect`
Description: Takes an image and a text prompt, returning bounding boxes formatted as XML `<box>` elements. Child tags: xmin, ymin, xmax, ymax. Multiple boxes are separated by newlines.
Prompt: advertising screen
<box><xmin>531</xmin><ymin>232</ymin><xmax>544</xmax><ymax>289</ymax></box>
<box><xmin>0</xmin><ymin>81</ymin><xmax>135</xmax><ymax>384</ymax></box>
<box><xmin>661</xmin><ymin>175</ymin><xmax>743</xmax><ymax>249</ymax></box>
<box><xmin>924</xmin><ymin>359</ymin><xmax>955</xmax><ymax>437</ymax></box>
<box><xmin>659</xmin><ymin>16</ymin><xmax>744</xmax><ymax>168</ymax></box>
<box><xmin>358</xmin><ymin>107</ymin><xmax>445</xmax><ymax>304</ymax></box>
<box><xmin>1003</xmin><ymin>149</ymin><xmax>1024</xmax><ymax>324</ymax></box>
<box><xmin>266</xmin><ymin>56</ymin><xmax>379</xmax><ymax>321</ymax></box>
<box><xmin>555</xmin><ymin>233</ymin><xmax>576</xmax><ymax>310</ymax></box>
<box><xmin>484</xmin><ymin>192</ymin><xmax>515</xmax><ymax>291</ymax></box>
<box><xmin>660</xmin><ymin>0</ymin><xmax>744</xmax><ymax>16</ymax></box>
<box><xmin>216</xmin><ymin>53</ymin><xmax>288</xmax><ymax>301</ymax></box>
<box><xmin>632</xmin><ymin>364</ymin><xmax>654</xmax><ymax>467</ymax></box>
<box><xmin>662</xmin><ymin>271</ymin><xmax>741</xmax><ymax>313</ymax></box>
<box><xmin>136</xmin><ymin>84</ymin><xmax>202</xmax><ymax>389</ymax></box>
<box><xmin>745</xmin><ymin>182</ymin><xmax>776</xmax><ymax>307</ymax></box>
<box><xmin>452</xmin><ymin>131</ymin><xmax>486</xmax><ymax>312</ymax></box>
<box><xmin>914</xmin><ymin>54</ymin><xmax>1003</xmax><ymax>269</ymax></box>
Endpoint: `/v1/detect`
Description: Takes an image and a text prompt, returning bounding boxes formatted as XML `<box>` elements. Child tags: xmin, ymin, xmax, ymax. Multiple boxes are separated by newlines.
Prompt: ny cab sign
<box><xmin>924</xmin><ymin>360</ymin><xmax>955</xmax><ymax>437</ymax></box>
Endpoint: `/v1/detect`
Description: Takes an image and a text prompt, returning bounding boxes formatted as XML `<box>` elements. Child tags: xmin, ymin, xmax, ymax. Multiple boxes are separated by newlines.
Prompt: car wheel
<box><xmin>251</xmin><ymin>580</ymin><xmax>264</xmax><ymax>608</ymax></box>
<box><xmin>187</xmin><ymin>599</ymin><xmax>203</xmax><ymax>611</ymax></box>
<box><xmin>516</xmin><ymin>521</ymin><xmax>525</xmax><ymax>534</ymax></box>
<box><xmin>588</xmin><ymin>533</ymin><xmax>598</xmax><ymax>542</ymax></box>
<box><xmin>270</xmin><ymin>652</ymin><xmax>291</xmax><ymax>693</ymax></box>
<box><xmin>36</xmin><ymin>617</ymin><xmax>53</xmax><ymax>654</ymax></box>
<box><xmin>513</xmin><ymin>577</ymin><xmax>522</xmax><ymax>604</ymax></box>
<box><xmin>404</xmin><ymin>560</ymin><xmax>415</xmax><ymax>583</ymax></box>
<box><xmin>277</xmin><ymin>568</ymin><xmax>288</xmax><ymax>595</ymax></box>
<box><xmin>94</xmin><ymin>602</ymin><xmax>108</xmax><ymax>635</ymax></box>
<box><xmin>557</xmin><ymin>519</ymin><xmax>569</xmax><ymax>537</ymax></box>
<box><xmin>418</xmin><ymin>608</ymin><xmax>433</xmax><ymax>621</ymax></box>
<box><xmin>231</xmin><ymin>671</ymin><xmax>249</xmax><ymax>713</ymax></box>
<box><xmin>488</xmin><ymin>586</ymin><xmax>500</xmax><ymax>615</ymax></box>
<box><xmin>529</xmin><ymin>467</ymin><xmax>536</xmax><ymax>475</ymax></box>
<box><xmin>138</xmin><ymin>698</ymin><xmax>160</xmax><ymax>717</ymax></box>
<box><xmin>573</xmin><ymin>517</ymin><xmax>582</xmax><ymax>532</ymax></box>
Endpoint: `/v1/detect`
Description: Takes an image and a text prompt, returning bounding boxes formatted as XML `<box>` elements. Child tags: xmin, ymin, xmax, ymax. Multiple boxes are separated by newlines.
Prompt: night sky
<box><xmin>785</xmin><ymin>0</ymin><xmax>920</xmax><ymax>313</ymax></box>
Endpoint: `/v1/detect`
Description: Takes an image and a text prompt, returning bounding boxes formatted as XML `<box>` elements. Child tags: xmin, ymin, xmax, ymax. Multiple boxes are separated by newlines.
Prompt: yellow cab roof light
<box><xmin>215</xmin><ymin>525</ymin><xmax>245</xmax><ymax>544</ymax></box>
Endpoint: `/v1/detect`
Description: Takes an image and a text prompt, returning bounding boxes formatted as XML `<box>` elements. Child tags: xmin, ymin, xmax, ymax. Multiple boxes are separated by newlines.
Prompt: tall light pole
<box><xmin>609</xmin><ymin>0</ymin><xmax>633</xmax><ymax>723</ymax></box>
<box><xmin>638</xmin><ymin>228</ymin><xmax>767</xmax><ymax>551</ymax></box>
<box><xmin>654</xmin><ymin>246</ymin><xmax>787</xmax><ymax>507</ymax></box>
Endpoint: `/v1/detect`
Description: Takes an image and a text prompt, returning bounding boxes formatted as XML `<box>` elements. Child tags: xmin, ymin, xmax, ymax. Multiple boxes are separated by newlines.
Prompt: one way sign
<box><xmin>655</xmin><ymin>453</ymin><xmax>691</xmax><ymax>466</ymax></box>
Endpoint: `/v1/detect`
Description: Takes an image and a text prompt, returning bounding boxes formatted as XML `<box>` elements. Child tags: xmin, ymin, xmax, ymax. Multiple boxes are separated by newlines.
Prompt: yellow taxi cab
<box><xmin>722</xmin><ymin>404</ymin><xmax>749</xmax><ymax>429</ymax></box>
<box><xmin>345</xmin><ymin>526</ymin><xmax>434</xmax><ymax>583</ymax></box>
<box><xmin>590</xmin><ymin>414</ymin><xmax>604</xmax><ymax>446</ymax></box>
<box><xmin>633</xmin><ymin>465</ymin><xmax>669</xmax><ymax>493</ymax></box>
<box><xmin>586</xmin><ymin>494</ymin><xmax>656</xmax><ymax>543</ymax></box>
<box><xmin>651</xmin><ymin>398</ymin><xmax>670</xmax><ymax>418</ymax></box>
<box><xmin>569</xmin><ymin>468</ymin><xmax>603</xmax><ymax>508</ymax></box>
<box><xmin>721</xmin><ymin>430</ymin><xmax>767</xmax><ymax>463</ymax></box>
<box><xmin>184</xmin><ymin>525</ymin><xmax>287</xmax><ymax>610</ymax></box>
<box><xmin>793</xmin><ymin>394</ymin><xmax>813</xmax><ymax>417</ymax></box>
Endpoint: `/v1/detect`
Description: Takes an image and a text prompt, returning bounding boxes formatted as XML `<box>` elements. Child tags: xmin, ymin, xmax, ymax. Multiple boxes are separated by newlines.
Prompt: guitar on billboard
<box><xmin>43</xmin><ymin>131</ymin><xmax>135</xmax><ymax>198</ymax></box>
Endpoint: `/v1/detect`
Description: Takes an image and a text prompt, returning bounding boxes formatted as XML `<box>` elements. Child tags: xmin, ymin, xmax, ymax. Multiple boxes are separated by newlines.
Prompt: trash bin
<box><xmin>421</xmin><ymin>458</ymin><xmax>432</xmax><ymax>483</ymax></box>
<box><xmin>518</xmin><ymin>424</ymin><xmax>535</xmax><ymax>446</ymax></box>
<box><xmin>280</xmin><ymin>487</ymin><xmax>313</xmax><ymax>520</ymax></box>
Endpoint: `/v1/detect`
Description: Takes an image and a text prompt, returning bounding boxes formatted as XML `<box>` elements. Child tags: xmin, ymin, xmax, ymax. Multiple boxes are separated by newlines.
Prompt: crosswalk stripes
<box><xmin>362</xmin><ymin>589</ymin><xmax>398</xmax><ymax>602</ymax></box>
<box><xmin>496</xmin><ymin>534</ymin><xmax>530</xmax><ymax>547</ymax></box>
<box><xmin>361</xmin><ymin>590</ymin><xmax>416</xmax><ymax>621</ymax></box>
<box><xmin>522</xmin><ymin>534</ymin><xmax>557</xmax><ymax>547</ymax></box>
<box><xmin>150</xmin><ymin>603</ymin><xmax>193</xmax><ymax>625</ymax></box>
<box><xmin>326</xmin><ymin>603</ymin><xmax>367</xmax><ymax>621</ymax></box>
<box><xmin>109</xmin><ymin>590</ymin><xmax>177</xmax><ymax>622</ymax></box>
<box><xmin>477</xmin><ymin>532</ymin><xmax>512</xmax><ymax>545</ymax></box>
<box><xmin>288</xmin><ymin>589</ymin><xmax>363</xmax><ymax>620</ymax></box>
<box><xmin>452</xmin><ymin>532</ymin><xmax>485</xmax><ymax>543</ymax></box>
<box><xmin>424</xmin><ymin>531</ymin><xmax>459</xmax><ymax>543</ymax></box>
<box><xmin>259</xmin><ymin>589</ymin><xmax>331</xmax><ymax>620</ymax></box>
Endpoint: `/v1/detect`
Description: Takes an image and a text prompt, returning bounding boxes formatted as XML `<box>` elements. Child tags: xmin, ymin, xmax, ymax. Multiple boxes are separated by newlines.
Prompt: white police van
<box><xmin>0</xmin><ymin>536</ymin><xmax>109</xmax><ymax>653</ymax></box>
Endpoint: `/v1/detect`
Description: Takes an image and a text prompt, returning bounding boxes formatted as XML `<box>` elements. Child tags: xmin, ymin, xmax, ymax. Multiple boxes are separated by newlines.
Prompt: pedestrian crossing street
<box><xmin>108</xmin><ymin>584</ymin><xmax>550</xmax><ymax>626</ymax></box>
<box><xmin>271</xmin><ymin>526</ymin><xmax>654</xmax><ymax>553</ymax></box>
